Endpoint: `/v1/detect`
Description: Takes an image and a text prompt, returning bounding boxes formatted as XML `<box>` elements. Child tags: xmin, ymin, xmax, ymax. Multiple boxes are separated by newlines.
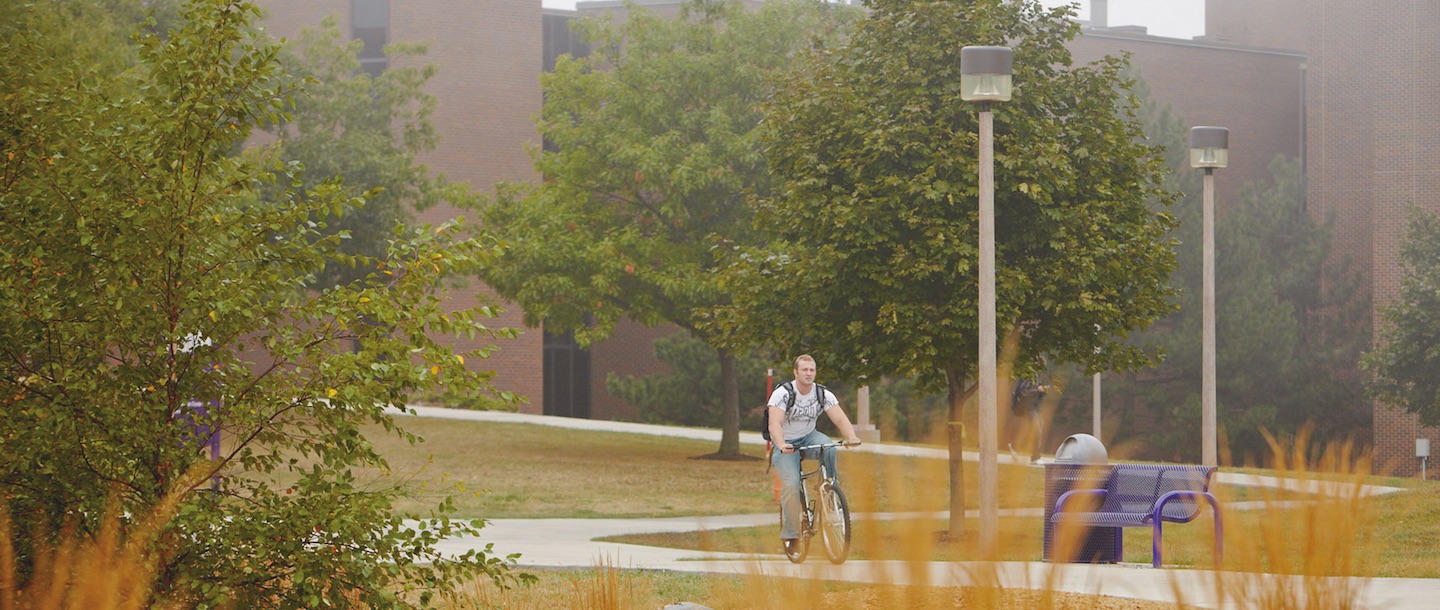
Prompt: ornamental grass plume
<box><xmin>1212</xmin><ymin>427</ymin><xmax>1376</xmax><ymax>610</ymax></box>
<box><xmin>1</xmin><ymin>470</ymin><xmax>202</xmax><ymax>610</ymax></box>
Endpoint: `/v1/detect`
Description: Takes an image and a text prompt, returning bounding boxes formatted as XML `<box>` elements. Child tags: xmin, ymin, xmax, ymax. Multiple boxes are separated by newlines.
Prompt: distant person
<box><xmin>768</xmin><ymin>354</ymin><xmax>861</xmax><ymax>558</ymax></box>
<box><xmin>1012</xmin><ymin>372</ymin><xmax>1051</xmax><ymax>462</ymax></box>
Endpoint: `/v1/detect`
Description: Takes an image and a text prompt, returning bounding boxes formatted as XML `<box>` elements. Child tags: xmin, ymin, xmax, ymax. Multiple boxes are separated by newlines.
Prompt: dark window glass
<box><xmin>351</xmin><ymin>0</ymin><xmax>389</xmax><ymax>76</ymax></box>
<box><xmin>543</xmin><ymin>13</ymin><xmax>590</xmax><ymax>73</ymax></box>
<box><xmin>352</xmin><ymin>0</ymin><xmax>388</xmax><ymax>28</ymax></box>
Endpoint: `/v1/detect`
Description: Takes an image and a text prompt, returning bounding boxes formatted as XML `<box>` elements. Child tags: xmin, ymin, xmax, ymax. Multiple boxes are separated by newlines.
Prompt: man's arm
<box><xmin>825</xmin><ymin>403</ymin><xmax>862</xmax><ymax>445</ymax></box>
<box><xmin>769</xmin><ymin>405</ymin><xmax>793</xmax><ymax>453</ymax></box>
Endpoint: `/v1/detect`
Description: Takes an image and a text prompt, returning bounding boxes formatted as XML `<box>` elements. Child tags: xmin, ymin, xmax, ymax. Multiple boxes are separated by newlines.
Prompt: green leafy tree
<box><xmin>606</xmin><ymin>331</ymin><xmax>771</xmax><ymax>428</ymax></box>
<box><xmin>1364</xmin><ymin>208</ymin><xmax>1440</xmax><ymax>426</ymax></box>
<box><xmin>478</xmin><ymin>0</ymin><xmax>856</xmax><ymax>458</ymax></box>
<box><xmin>718</xmin><ymin>0</ymin><xmax>1179</xmax><ymax>534</ymax></box>
<box><xmin>1071</xmin><ymin>81</ymin><xmax>1371</xmax><ymax>462</ymax></box>
<box><xmin>270</xmin><ymin>16</ymin><xmax>473</xmax><ymax>288</ymax></box>
<box><xmin>866</xmin><ymin>377</ymin><xmax>950</xmax><ymax>443</ymax></box>
<box><xmin>1</xmin><ymin>1</ymin><xmax>525</xmax><ymax>606</ymax></box>
<box><xmin>1207</xmin><ymin>156</ymin><xmax>1367</xmax><ymax>459</ymax></box>
<box><xmin>1099</xmin><ymin>156</ymin><xmax>1368</xmax><ymax>461</ymax></box>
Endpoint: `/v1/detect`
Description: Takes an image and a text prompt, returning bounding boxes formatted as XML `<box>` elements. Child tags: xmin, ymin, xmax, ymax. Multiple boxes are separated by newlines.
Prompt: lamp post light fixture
<box><xmin>1190</xmin><ymin>126</ymin><xmax>1227</xmax><ymax>468</ymax></box>
<box><xmin>961</xmin><ymin>45</ymin><xmax>1012</xmax><ymax>551</ymax></box>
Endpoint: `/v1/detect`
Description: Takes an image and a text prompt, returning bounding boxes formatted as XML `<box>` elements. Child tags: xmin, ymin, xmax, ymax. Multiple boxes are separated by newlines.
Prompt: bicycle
<box><xmin>781</xmin><ymin>441</ymin><xmax>857</xmax><ymax>565</ymax></box>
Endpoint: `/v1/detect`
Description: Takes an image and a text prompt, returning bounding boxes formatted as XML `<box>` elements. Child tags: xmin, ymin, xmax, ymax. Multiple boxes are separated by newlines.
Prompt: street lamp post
<box><xmin>1189</xmin><ymin>126</ymin><xmax>1228</xmax><ymax>467</ymax></box>
<box><xmin>1093</xmin><ymin>324</ymin><xmax>1103</xmax><ymax>439</ymax></box>
<box><xmin>1093</xmin><ymin>372</ymin><xmax>1102</xmax><ymax>437</ymax></box>
<box><xmin>961</xmin><ymin>45</ymin><xmax>1012</xmax><ymax>551</ymax></box>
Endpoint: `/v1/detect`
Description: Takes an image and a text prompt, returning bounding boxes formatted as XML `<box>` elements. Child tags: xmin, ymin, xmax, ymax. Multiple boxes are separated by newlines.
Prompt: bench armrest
<box><xmin>1152</xmin><ymin>490</ymin><xmax>1221</xmax><ymax>524</ymax></box>
<box><xmin>1053</xmin><ymin>488</ymin><xmax>1108</xmax><ymax>515</ymax></box>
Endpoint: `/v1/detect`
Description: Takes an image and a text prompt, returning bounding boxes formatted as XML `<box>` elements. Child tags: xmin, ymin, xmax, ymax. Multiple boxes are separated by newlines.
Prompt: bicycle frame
<box><xmin>784</xmin><ymin>441</ymin><xmax>854</xmax><ymax>564</ymax></box>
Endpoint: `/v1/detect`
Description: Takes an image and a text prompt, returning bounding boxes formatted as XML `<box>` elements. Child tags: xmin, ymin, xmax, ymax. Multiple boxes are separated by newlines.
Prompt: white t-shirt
<box><xmin>768</xmin><ymin>383</ymin><xmax>838</xmax><ymax>442</ymax></box>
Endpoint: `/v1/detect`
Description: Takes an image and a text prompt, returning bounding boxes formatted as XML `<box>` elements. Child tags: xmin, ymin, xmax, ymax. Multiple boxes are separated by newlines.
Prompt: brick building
<box><xmin>257</xmin><ymin>0</ymin><xmax>675</xmax><ymax>422</ymax></box>
<box><xmin>1071</xmin><ymin>0</ymin><xmax>1439</xmax><ymax>476</ymax></box>
<box><xmin>1067</xmin><ymin>30</ymin><xmax>1304</xmax><ymax>204</ymax></box>
<box><xmin>256</xmin><ymin>0</ymin><xmax>550</xmax><ymax>416</ymax></box>
<box><xmin>1206</xmin><ymin>0</ymin><xmax>1440</xmax><ymax>476</ymax></box>
<box><xmin>257</xmin><ymin>0</ymin><xmax>1440</xmax><ymax>474</ymax></box>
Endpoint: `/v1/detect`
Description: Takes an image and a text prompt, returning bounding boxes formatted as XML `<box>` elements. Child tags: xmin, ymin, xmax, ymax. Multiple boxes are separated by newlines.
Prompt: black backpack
<box><xmin>761</xmin><ymin>380</ymin><xmax>827</xmax><ymax>442</ymax></box>
<box><xmin>1011</xmin><ymin>378</ymin><xmax>1045</xmax><ymax>415</ymax></box>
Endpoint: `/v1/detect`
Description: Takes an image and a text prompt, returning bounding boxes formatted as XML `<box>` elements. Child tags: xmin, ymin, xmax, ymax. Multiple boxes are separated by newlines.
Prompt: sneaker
<box><xmin>782</xmin><ymin>538</ymin><xmax>799</xmax><ymax>558</ymax></box>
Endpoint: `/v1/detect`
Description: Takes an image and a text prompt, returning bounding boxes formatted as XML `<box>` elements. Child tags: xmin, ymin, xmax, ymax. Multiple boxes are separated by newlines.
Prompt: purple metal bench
<box><xmin>1050</xmin><ymin>464</ymin><xmax>1222</xmax><ymax>568</ymax></box>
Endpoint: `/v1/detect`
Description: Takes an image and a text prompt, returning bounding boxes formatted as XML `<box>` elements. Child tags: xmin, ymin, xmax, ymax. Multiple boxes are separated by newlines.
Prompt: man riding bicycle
<box><xmin>768</xmin><ymin>354</ymin><xmax>862</xmax><ymax>556</ymax></box>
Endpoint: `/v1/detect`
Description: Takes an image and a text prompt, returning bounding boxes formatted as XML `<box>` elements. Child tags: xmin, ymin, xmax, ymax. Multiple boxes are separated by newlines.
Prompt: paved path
<box><xmin>400</xmin><ymin>406</ymin><xmax>1431</xmax><ymax>609</ymax></box>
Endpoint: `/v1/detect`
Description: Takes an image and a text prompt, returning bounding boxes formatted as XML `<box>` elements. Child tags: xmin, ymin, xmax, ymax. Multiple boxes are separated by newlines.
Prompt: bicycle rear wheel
<box><xmin>819</xmin><ymin>484</ymin><xmax>851</xmax><ymax>564</ymax></box>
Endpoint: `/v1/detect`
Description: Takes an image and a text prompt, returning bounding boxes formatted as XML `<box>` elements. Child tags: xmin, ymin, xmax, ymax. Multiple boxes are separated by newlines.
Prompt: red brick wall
<box><xmin>391</xmin><ymin>0</ymin><xmax>541</xmax><ymax>191</ymax></box>
<box><xmin>588</xmin><ymin>320</ymin><xmax>680</xmax><ymax>421</ymax></box>
<box><xmin>1345</xmin><ymin>1</ymin><xmax>1440</xmax><ymax>476</ymax></box>
<box><xmin>1075</xmin><ymin>10</ymin><xmax>1440</xmax><ymax>474</ymax></box>
<box><xmin>391</xmin><ymin>0</ymin><xmax>546</xmax><ymax>413</ymax></box>
<box><xmin>1207</xmin><ymin>0</ymin><xmax>1440</xmax><ymax>476</ymax></box>
<box><xmin>1205</xmin><ymin>0</ymin><xmax>1307</xmax><ymax>51</ymax></box>
<box><xmin>576</xmin><ymin>0</ymin><xmax>764</xmax><ymax>20</ymax></box>
<box><xmin>1069</xmin><ymin>31</ymin><xmax>1305</xmax><ymax>211</ymax></box>
<box><xmin>248</xmin><ymin>0</ymin><xmax>1440</xmax><ymax>463</ymax></box>
<box><xmin>1374</xmin><ymin>405</ymin><xmax>1432</xmax><ymax>477</ymax></box>
<box><xmin>256</xmin><ymin>0</ymin><xmax>546</xmax><ymax>413</ymax></box>
<box><xmin>1107</xmin><ymin>0</ymin><xmax>1440</xmax><ymax>478</ymax></box>
<box><xmin>1297</xmin><ymin>1</ymin><xmax>1380</xmax><ymax>472</ymax></box>
<box><xmin>255</xmin><ymin>0</ymin><xmax>343</xmax><ymax>39</ymax></box>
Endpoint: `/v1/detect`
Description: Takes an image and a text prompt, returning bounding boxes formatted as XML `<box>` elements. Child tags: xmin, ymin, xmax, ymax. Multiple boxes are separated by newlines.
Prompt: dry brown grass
<box><xmin>509</xmin><ymin>420</ymin><xmax>1420</xmax><ymax>609</ymax></box>
<box><xmin>359</xmin><ymin>417</ymin><xmax>782</xmax><ymax>518</ymax></box>
<box><xmin>0</xmin><ymin>471</ymin><xmax>202</xmax><ymax>610</ymax></box>
<box><xmin>10</xmin><ymin>411</ymin><xmax>1418</xmax><ymax>610</ymax></box>
<box><xmin>360</xmin><ymin>416</ymin><xmax>1051</xmax><ymax>519</ymax></box>
<box><xmin>442</xmin><ymin>567</ymin><xmax>1189</xmax><ymax>610</ymax></box>
<box><xmin>1206</xmin><ymin>432</ymin><xmax>1378</xmax><ymax>608</ymax></box>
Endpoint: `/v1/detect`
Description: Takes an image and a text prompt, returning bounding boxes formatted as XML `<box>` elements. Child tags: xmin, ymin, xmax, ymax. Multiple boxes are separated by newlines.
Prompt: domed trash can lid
<box><xmin>1054</xmin><ymin>433</ymin><xmax>1108</xmax><ymax>464</ymax></box>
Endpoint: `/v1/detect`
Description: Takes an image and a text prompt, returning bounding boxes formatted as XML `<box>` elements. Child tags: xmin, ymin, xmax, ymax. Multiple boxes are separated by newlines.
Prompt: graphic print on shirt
<box><xmin>770</xmin><ymin>383</ymin><xmax>833</xmax><ymax>442</ymax></box>
<box><xmin>786</xmin><ymin>389</ymin><xmax>824</xmax><ymax>426</ymax></box>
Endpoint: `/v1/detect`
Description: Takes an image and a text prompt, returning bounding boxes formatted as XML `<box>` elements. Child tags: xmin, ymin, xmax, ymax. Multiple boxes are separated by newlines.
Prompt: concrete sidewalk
<box><xmin>400</xmin><ymin>405</ymin><xmax>1429</xmax><ymax>609</ymax></box>
<box><xmin>423</xmin><ymin>509</ymin><xmax>1440</xmax><ymax>610</ymax></box>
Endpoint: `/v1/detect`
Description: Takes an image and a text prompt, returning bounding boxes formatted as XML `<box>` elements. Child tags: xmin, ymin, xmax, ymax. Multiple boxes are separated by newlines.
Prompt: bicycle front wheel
<box><xmin>819</xmin><ymin>484</ymin><xmax>851</xmax><ymax>564</ymax></box>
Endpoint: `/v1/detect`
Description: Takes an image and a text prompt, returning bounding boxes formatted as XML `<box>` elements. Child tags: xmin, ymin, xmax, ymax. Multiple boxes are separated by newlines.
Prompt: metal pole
<box><xmin>978</xmin><ymin>102</ymin><xmax>999</xmax><ymax>551</ymax></box>
<box><xmin>856</xmin><ymin>385</ymin><xmax>870</xmax><ymax>427</ymax></box>
<box><xmin>1202</xmin><ymin>169</ymin><xmax>1217</xmax><ymax>467</ymax></box>
<box><xmin>1093</xmin><ymin>372</ymin><xmax>1102</xmax><ymax>438</ymax></box>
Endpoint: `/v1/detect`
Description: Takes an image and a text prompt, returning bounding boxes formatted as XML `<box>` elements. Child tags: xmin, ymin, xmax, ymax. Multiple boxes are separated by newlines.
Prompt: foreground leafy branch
<box><xmin>1</xmin><ymin>1</ymin><xmax>525</xmax><ymax>606</ymax></box>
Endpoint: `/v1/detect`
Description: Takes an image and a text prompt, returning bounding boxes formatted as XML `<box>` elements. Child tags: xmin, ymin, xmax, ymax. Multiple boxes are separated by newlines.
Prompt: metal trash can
<box><xmin>1054</xmin><ymin>433</ymin><xmax>1108</xmax><ymax>464</ymax></box>
<box><xmin>1043</xmin><ymin>434</ymin><xmax>1120</xmax><ymax>563</ymax></box>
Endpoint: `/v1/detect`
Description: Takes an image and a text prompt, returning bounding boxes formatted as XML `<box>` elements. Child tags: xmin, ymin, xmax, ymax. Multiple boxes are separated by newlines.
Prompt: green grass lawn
<box><xmin>366</xmin><ymin>414</ymin><xmax>1440</xmax><ymax>578</ymax></box>
<box><xmin>365</xmin><ymin>415</ymin><xmax>1056</xmax><ymax>519</ymax></box>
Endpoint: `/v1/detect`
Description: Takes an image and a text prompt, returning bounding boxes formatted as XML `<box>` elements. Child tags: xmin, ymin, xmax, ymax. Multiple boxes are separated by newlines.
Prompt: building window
<box><xmin>352</xmin><ymin>0</ymin><xmax>389</xmax><ymax>77</ymax></box>
<box><xmin>543</xmin><ymin>13</ymin><xmax>590</xmax><ymax>74</ymax></box>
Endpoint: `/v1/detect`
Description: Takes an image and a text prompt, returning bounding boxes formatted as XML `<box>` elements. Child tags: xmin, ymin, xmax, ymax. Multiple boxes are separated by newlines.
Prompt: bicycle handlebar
<box><xmin>793</xmin><ymin>440</ymin><xmax>862</xmax><ymax>452</ymax></box>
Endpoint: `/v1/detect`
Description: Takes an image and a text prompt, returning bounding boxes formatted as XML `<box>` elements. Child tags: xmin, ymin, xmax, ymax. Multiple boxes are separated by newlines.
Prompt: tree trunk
<box><xmin>717</xmin><ymin>348</ymin><xmax>741</xmax><ymax>456</ymax></box>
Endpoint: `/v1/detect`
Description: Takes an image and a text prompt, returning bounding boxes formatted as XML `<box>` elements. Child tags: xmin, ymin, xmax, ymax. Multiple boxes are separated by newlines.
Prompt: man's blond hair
<box><xmin>794</xmin><ymin>354</ymin><xmax>815</xmax><ymax>369</ymax></box>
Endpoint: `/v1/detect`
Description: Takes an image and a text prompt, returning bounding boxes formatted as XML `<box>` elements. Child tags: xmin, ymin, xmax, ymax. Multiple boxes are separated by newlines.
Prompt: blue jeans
<box><xmin>772</xmin><ymin>430</ymin><xmax>838</xmax><ymax>540</ymax></box>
